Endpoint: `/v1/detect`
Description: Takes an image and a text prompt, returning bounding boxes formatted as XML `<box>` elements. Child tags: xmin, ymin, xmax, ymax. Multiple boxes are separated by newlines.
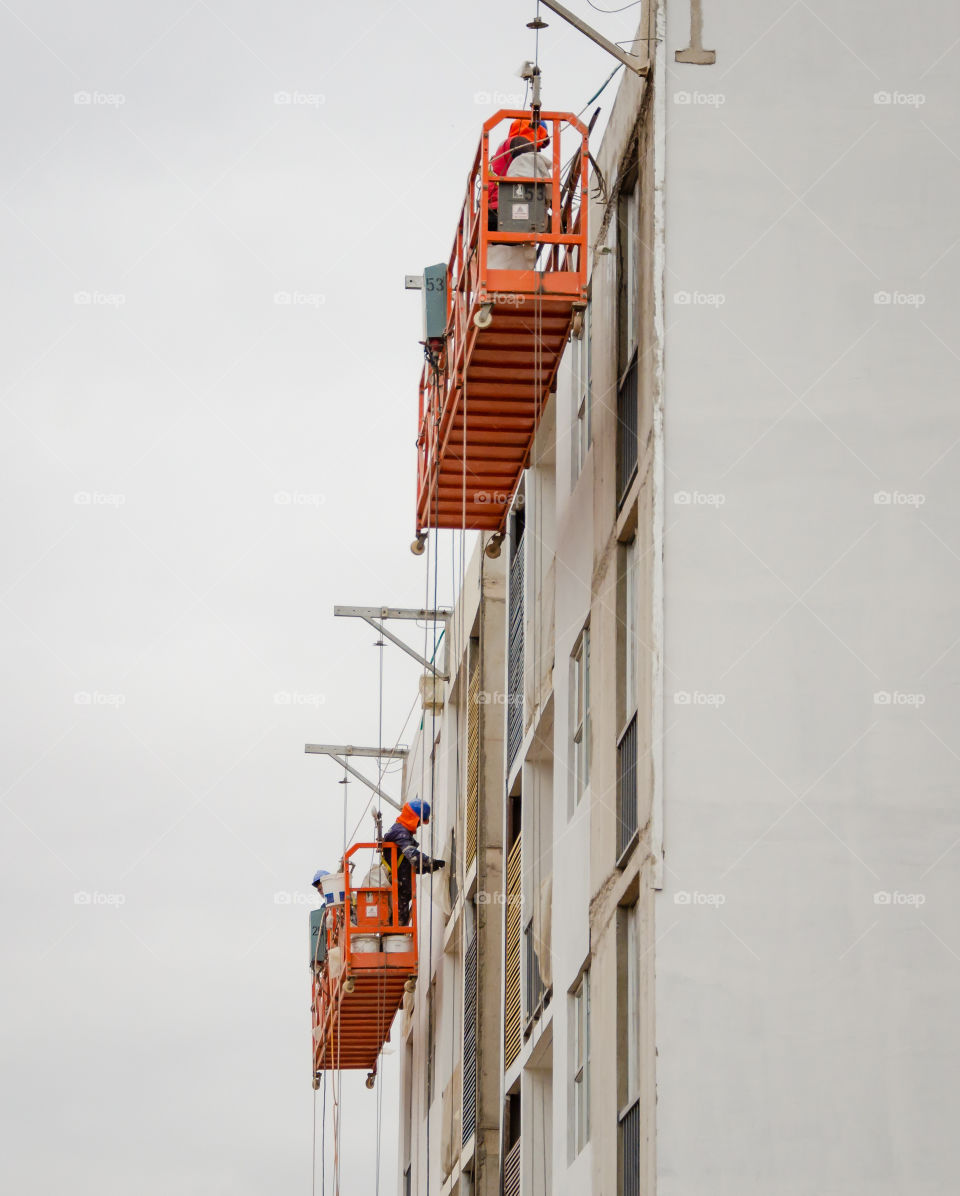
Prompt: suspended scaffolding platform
<box><xmin>415</xmin><ymin>109</ymin><xmax>590</xmax><ymax>536</ymax></box>
<box><xmin>311</xmin><ymin>841</ymin><xmax>417</xmax><ymax>1083</ymax></box>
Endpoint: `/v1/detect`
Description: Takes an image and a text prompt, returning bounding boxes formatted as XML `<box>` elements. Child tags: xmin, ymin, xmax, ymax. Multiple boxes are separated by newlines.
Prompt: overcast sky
<box><xmin>0</xmin><ymin>1</ymin><xmax>641</xmax><ymax>1191</ymax></box>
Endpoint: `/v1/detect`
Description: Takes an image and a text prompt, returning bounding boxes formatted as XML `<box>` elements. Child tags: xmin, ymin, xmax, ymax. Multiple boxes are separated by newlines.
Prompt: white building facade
<box><xmin>398</xmin><ymin>2</ymin><xmax>960</xmax><ymax>1194</ymax></box>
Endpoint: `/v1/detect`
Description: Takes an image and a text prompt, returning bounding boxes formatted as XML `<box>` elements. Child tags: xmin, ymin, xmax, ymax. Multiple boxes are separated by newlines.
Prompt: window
<box><xmin>617</xmin><ymin>539</ymin><xmax>639</xmax><ymax>859</ymax></box>
<box><xmin>504</xmin><ymin>807</ymin><xmax>523</xmax><ymax>1069</ymax></box>
<box><xmin>571</xmin><ymin>625</ymin><xmax>591</xmax><ymax>809</ymax></box>
<box><xmin>617</xmin><ymin>900</ymin><xmax>642</xmax><ymax>1104</ymax></box>
<box><xmin>572</xmin><ymin>302</ymin><xmax>592</xmax><ymax>480</ymax></box>
<box><xmin>507</xmin><ymin>503</ymin><xmax>525</xmax><ymax>771</ymax></box>
<box><xmin>426</xmin><ymin>975</ymin><xmax>437</xmax><ymax>1108</ymax></box>
<box><xmin>463</xmin><ymin>926</ymin><xmax>478</xmax><ymax>1145</ymax></box>
<box><xmin>618</xmin><ymin>903</ymin><xmax>641</xmax><ymax>1196</ymax></box>
<box><xmin>572</xmin><ymin>970</ymin><xmax>591</xmax><ymax>1154</ymax></box>
<box><xmin>447</xmin><ymin>825</ymin><xmax>459</xmax><ymax>909</ymax></box>
<box><xmin>503</xmin><ymin>1091</ymin><xmax>522</xmax><ymax>1196</ymax></box>
<box><xmin>465</xmin><ymin>638</ymin><xmax>480</xmax><ymax>869</ymax></box>
<box><xmin>616</xmin><ymin>169</ymin><xmax>640</xmax><ymax>505</ymax></box>
<box><xmin>402</xmin><ymin>1039</ymin><xmax>414</xmax><ymax>1180</ymax></box>
<box><xmin>524</xmin><ymin>917</ymin><xmax>547</xmax><ymax>1029</ymax></box>
<box><xmin>623</xmin><ymin>539</ymin><xmax>637</xmax><ymax>719</ymax></box>
<box><xmin>617</xmin><ymin>172</ymin><xmax>640</xmax><ymax>372</ymax></box>
<box><xmin>624</xmin><ymin>903</ymin><xmax>640</xmax><ymax>1101</ymax></box>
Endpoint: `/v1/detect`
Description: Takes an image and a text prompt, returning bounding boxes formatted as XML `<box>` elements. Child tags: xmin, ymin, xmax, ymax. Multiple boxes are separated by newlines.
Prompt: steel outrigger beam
<box><xmin>304</xmin><ymin>743</ymin><xmax>407</xmax><ymax>813</ymax></box>
<box><xmin>333</xmin><ymin>605</ymin><xmax>451</xmax><ymax>681</ymax></box>
<box><xmin>539</xmin><ymin>0</ymin><xmax>649</xmax><ymax>76</ymax></box>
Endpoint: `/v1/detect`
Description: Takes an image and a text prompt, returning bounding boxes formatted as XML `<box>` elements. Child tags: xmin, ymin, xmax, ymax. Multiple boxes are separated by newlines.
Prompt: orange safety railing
<box><xmin>312</xmin><ymin>841</ymin><xmax>418</xmax><ymax>1077</ymax></box>
<box><xmin>320</xmin><ymin>840</ymin><xmax>417</xmax><ymax>970</ymax></box>
<box><xmin>415</xmin><ymin>110</ymin><xmax>590</xmax><ymax>536</ymax></box>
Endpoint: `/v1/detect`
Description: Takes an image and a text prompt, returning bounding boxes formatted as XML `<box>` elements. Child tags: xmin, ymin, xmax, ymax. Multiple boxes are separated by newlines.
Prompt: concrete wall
<box><xmin>658</xmin><ymin>1</ymin><xmax>960</xmax><ymax>1193</ymax></box>
<box><xmin>398</xmin><ymin>540</ymin><xmax>507</xmax><ymax>1196</ymax></box>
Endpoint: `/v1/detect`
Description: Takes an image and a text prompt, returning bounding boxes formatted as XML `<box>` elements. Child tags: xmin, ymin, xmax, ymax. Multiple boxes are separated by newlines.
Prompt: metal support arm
<box><xmin>539</xmin><ymin>0</ymin><xmax>649</xmax><ymax>76</ymax></box>
<box><xmin>333</xmin><ymin>605</ymin><xmax>451</xmax><ymax>681</ymax></box>
<box><xmin>304</xmin><ymin>743</ymin><xmax>407</xmax><ymax>812</ymax></box>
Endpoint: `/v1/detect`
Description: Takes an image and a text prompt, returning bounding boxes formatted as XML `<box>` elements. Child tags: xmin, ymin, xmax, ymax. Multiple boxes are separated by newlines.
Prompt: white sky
<box><xmin>0</xmin><ymin>1</ymin><xmax>640</xmax><ymax>1191</ymax></box>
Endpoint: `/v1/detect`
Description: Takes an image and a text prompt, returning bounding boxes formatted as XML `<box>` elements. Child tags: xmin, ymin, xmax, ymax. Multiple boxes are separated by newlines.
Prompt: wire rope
<box><xmin>374</xmin><ymin>630</ymin><xmax>386</xmax><ymax>1196</ymax></box>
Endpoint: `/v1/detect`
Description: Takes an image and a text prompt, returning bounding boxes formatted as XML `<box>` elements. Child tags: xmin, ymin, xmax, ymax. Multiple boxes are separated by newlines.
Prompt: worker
<box><xmin>487</xmin><ymin>119</ymin><xmax>550</xmax><ymax>230</ymax></box>
<box><xmin>382</xmin><ymin>800</ymin><xmax>445</xmax><ymax>925</ymax></box>
<box><xmin>310</xmin><ymin>869</ymin><xmax>329</xmax><ymax>970</ymax></box>
<box><xmin>488</xmin><ymin>119</ymin><xmax>551</xmax><ymax>271</ymax></box>
<box><xmin>506</xmin><ymin>120</ymin><xmax>551</xmax><ymax>183</ymax></box>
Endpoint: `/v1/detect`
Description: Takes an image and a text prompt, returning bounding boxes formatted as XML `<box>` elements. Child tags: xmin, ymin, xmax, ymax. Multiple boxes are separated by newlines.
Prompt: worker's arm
<box><xmin>398</xmin><ymin>838</ymin><xmax>445</xmax><ymax>873</ymax></box>
<box><xmin>389</xmin><ymin>826</ymin><xmax>445</xmax><ymax>873</ymax></box>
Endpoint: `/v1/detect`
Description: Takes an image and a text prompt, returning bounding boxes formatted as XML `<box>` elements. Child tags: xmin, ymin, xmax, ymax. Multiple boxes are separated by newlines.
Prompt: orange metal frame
<box><xmin>311</xmin><ymin>841</ymin><xmax>418</xmax><ymax>1075</ymax></box>
<box><xmin>415</xmin><ymin>110</ymin><xmax>590</xmax><ymax>535</ymax></box>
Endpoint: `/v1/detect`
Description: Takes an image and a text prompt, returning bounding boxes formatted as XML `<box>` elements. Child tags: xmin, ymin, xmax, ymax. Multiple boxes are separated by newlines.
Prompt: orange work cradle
<box><xmin>311</xmin><ymin>841</ymin><xmax>417</xmax><ymax>1083</ymax></box>
<box><xmin>415</xmin><ymin>110</ymin><xmax>590</xmax><ymax>536</ymax></box>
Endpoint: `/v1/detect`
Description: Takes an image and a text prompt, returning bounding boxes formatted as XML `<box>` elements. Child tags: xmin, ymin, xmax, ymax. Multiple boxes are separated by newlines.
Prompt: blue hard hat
<box><xmin>312</xmin><ymin>869</ymin><xmax>329</xmax><ymax>887</ymax></box>
<box><xmin>408</xmin><ymin>799</ymin><xmax>431</xmax><ymax>824</ymax></box>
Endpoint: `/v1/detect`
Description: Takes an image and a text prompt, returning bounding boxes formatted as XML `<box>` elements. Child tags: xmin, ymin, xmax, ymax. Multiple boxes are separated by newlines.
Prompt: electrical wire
<box><xmin>374</xmin><ymin>630</ymin><xmax>386</xmax><ymax>1196</ymax></box>
<box><xmin>321</xmin><ymin>1067</ymin><xmax>327</xmax><ymax>1195</ymax></box>
<box><xmin>425</xmin><ymin>434</ymin><xmax>440</xmax><ymax>1196</ymax></box>
<box><xmin>418</xmin><ymin>347</ymin><xmax>444</xmax><ymax>1196</ymax></box>
<box><xmin>586</xmin><ymin>0</ymin><xmax>641</xmax><ymax>12</ymax></box>
<box><xmin>577</xmin><ymin>63</ymin><xmax>623</xmax><ymax>116</ymax></box>
<box><xmin>342</xmin><ymin>685</ymin><xmax>421</xmax><ymax>848</ymax></box>
<box><xmin>334</xmin><ymin>764</ymin><xmax>348</xmax><ymax>1196</ymax></box>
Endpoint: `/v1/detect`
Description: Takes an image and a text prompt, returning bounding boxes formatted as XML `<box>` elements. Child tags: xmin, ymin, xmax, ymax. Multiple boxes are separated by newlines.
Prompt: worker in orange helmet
<box><xmin>487</xmin><ymin>118</ymin><xmax>550</xmax><ymax>230</ymax></box>
<box><xmin>382</xmin><ymin>799</ymin><xmax>445</xmax><ymax>925</ymax></box>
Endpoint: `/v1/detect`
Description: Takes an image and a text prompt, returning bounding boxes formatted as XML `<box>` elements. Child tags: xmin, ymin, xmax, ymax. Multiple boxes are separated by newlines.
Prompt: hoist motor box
<box><xmin>422</xmin><ymin>263</ymin><xmax>446</xmax><ymax>341</ymax></box>
<box><xmin>497</xmin><ymin>180</ymin><xmax>549</xmax><ymax>234</ymax></box>
<box><xmin>310</xmin><ymin>907</ymin><xmax>327</xmax><ymax>968</ymax></box>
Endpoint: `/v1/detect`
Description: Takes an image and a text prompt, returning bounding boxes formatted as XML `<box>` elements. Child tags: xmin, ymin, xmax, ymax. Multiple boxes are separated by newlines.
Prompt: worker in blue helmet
<box><xmin>382</xmin><ymin>800</ymin><xmax>445</xmax><ymax>925</ymax></box>
<box><xmin>310</xmin><ymin>869</ymin><xmax>330</xmax><ymax>970</ymax></box>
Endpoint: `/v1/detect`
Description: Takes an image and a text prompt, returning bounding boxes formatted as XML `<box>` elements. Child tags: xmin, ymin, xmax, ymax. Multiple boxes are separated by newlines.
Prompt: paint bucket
<box><xmin>351</xmin><ymin>933</ymin><xmax>381</xmax><ymax>953</ymax></box>
<box><xmin>382</xmin><ymin>934</ymin><xmax>409</xmax><ymax>954</ymax></box>
<box><xmin>319</xmin><ymin>872</ymin><xmax>346</xmax><ymax>906</ymax></box>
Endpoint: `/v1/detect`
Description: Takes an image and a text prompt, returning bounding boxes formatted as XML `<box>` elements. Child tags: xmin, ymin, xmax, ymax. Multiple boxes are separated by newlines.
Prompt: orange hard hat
<box><xmin>508</xmin><ymin>118</ymin><xmax>549</xmax><ymax>148</ymax></box>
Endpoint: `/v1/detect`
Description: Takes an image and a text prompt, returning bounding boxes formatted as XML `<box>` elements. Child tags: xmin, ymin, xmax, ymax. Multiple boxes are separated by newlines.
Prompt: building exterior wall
<box><xmin>399</xmin><ymin>3</ymin><xmax>960</xmax><ymax>1193</ymax></box>
<box><xmin>398</xmin><ymin>545</ymin><xmax>506</xmax><ymax>1196</ymax></box>
<box><xmin>397</xmin><ymin>7</ymin><xmax>663</xmax><ymax>1186</ymax></box>
<box><xmin>658</xmin><ymin>1</ymin><xmax>960</xmax><ymax>1193</ymax></box>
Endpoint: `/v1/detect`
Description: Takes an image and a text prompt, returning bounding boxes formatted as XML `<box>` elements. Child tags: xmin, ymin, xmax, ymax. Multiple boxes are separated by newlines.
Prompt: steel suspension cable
<box><xmin>374</xmin><ymin>629</ymin><xmax>386</xmax><ymax>1196</ymax></box>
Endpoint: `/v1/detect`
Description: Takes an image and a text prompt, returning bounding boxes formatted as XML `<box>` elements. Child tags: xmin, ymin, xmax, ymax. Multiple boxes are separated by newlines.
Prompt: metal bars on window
<box><xmin>619</xmin><ymin>1097</ymin><xmax>641</xmax><ymax>1196</ymax></box>
<box><xmin>523</xmin><ymin>919</ymin><xmax>547</xmax><ymax>1031</ymax></box>
<box><xmin>503</xmin><ymin>1137</ymin><xmax>522</xmax><ymax>1196</ymax></box>
<box><xmin>616</xmin><ymin>353</ymin><xmax>639</xmax><ymax>507</ymax></box>
<box><xmin>463</xmin><ymin>931</ymin><xmax>478</xmax><ymax>1146</ymax></box>
<box><xmin>466</xmin><ymin>650</ymin><xmax>480</xmax><ymax>869</ymax></box>
<box><xmin>504</xmin><ymin>835</ymin><xmax>523</xmax><ymax>1069</ymax></box>
<box><xmin>507</xmin><ymin>539</ymin><xmax>525</xmax><ymax>771</ymax></box>
<box><xmin>617</xmin><ymin>712</ymin><xmax>639</xmax><ymax>861</ymax></box>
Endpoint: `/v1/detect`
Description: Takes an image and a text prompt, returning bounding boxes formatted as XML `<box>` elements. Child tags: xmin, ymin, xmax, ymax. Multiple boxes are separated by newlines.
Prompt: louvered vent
<box><xmin>504</xmin><ymin>835</ymin><xmax>523</xmax><ymax>1070</ymax></box>
<box><xmin>462</xmin><ymin>931</ymin><xmax>478</xmax><ymax>1146</ymax></box>
<box><xmin>466</xmin><ymin>651</ymin><xmax>480</xmax><ymax>870</ymax></box>
<box><xmin>506</xmin><ymin>542</ymin><xmax>524</xmax><ymax>770</ymax></box>
<box><xmin>619</xmin><ymin>1097</ymin><xmax>641</xmax><ymax>1196</ymax></box>
<box><xmin>503</xmin><ymin>1138</ymin><xmax>521</xmax><ymax>1196</ymax></box>
<box><xmin>617</xmin><ymin>712</ymin><xmax>639</xmax><ymax>862</ymax></box>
